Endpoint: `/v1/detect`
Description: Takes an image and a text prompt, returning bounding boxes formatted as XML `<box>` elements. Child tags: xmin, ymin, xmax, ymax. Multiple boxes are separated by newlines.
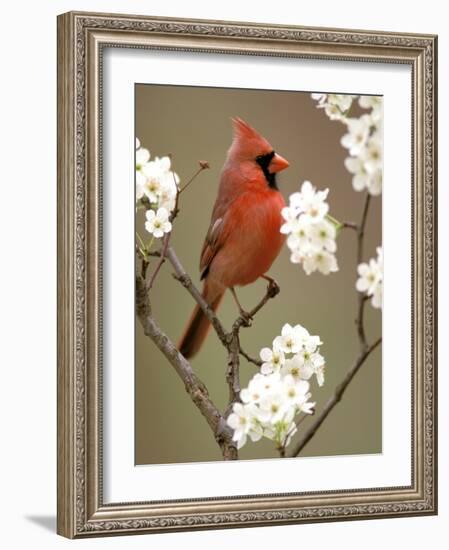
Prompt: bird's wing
<box><xmin>199</xmin><ymin>216</ymin><xmax>226</xmax><ymax>280</ymax></box>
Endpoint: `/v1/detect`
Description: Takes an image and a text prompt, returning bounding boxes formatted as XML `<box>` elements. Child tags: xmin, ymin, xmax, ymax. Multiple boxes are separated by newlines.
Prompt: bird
<box><xmin>178</xmin><ymin>117</ymin><xmax>290</xmax><ymax>359</ymax></box>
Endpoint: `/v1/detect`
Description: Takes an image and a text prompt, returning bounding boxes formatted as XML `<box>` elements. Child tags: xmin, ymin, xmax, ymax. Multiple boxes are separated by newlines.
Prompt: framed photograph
<box><xmin>57</xmin><ymin>11</ymin><xmax>438</xmax><ymax>538</ymax></box>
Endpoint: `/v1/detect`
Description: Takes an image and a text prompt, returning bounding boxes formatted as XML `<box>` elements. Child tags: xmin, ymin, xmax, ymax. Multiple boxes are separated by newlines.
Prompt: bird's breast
<box><xmin>210</xmin><ymin>190</ymin><xmax>286</xmax><ymax>288</ymax></box>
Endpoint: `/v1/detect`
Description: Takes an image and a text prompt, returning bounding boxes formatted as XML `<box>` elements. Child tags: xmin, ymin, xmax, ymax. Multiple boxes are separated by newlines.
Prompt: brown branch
<box><xmin>356</xmin><ymin>193</ymin><xmax>371</xmax><ymax>351</ymax></box>
<box><xmin>239</xmin><ymin>346</ymin><xmax>262</xmax><ymax>367</ymax></box>
<box><xmin>136</xmin><ymin>275</ymin><xmax>237</xmax><ymax>460</ymax></box>
<box><xmin>244</xmin><ymin>278</ymin><xmax>280</xmax><ymax>324</ymax></box>
<box><xmin>342</xmin><ymin>221</ymin><xmax>358</xmax><ymax>231</ymax></box>
<box><xmin>147</xmin><ymin>232</ymin><xmax>170</xmax><ymax>290</ymax></box>
<box><xmin>289</xmin><ymin>337</ymin><xmax>381</xmax><ymax>457</ymax></box>
<box><xmin>166</xmin><ymin>246</ymin><xmax>229</xmax><ymax>347</ymax></box>
<box><xmin>289</xmin><ymin>191</ymin><xmax>380</xmax><ymax>457</ymax></box>
<box><xmin>225</xmin><ymin>322</ymin><xmax>242</xmax><ymax>415</ymax></box>
<box><xmin>178</xmin><ymin>161</ymin><xmax>210</xmax><ymax>194</ymax></box>
<box><xmin>225</xmin><ymin>278</ymin><xmax>281</xmax><ymax>415</ymax></box>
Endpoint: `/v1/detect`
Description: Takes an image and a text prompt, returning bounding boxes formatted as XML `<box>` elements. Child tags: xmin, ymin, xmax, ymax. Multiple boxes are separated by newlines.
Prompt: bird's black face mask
<box><xmin>256</xmin><ymin>150</ymin><xmax>277</xmax><ymax>189</ymax></box>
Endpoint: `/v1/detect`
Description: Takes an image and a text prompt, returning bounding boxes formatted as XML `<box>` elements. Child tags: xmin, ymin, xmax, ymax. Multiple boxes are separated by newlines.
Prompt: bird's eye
<box><xmin>255</xmin><ymin>151</ymin><xmax>275</xmax><ymax>165</ymax></box>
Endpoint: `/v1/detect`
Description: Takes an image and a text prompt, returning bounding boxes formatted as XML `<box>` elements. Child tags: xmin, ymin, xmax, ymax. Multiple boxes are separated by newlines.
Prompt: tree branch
<box><xmin>224</xmin><ymin>278</ymin><xmax>281</xmax><ymax>415</ymax></box>
<box><xmin>144</xmin><ymin>161</ymin><xmax>210</xmax><ymax>291</ymax></box>
<box><xmin>135</xmin><ymin>275</ymin><xmax>237</xmax><ymax>460</ymax></box>
<box><xmin>239</xmin><ymin>346</ymin><xmax>262</xmax><ymax>367</ymax></box>
<box><xmin>289</xmin><ymin>337</ymin><xmax>381</xmax><ymax>457</ymax></box>
<box><xmin>289</xmin><ymin>191</ymin><xmax>381</xmax><ymax>457</ymax></box>
<box><xmin>166</xmin><ymin>246</ymin><xmax>229</xmax><ymax>347</ymax></box>
<box><xmin>356</xmin><ymin>193</ymin><xmax>371</xmax><ymax>351</ymax></box>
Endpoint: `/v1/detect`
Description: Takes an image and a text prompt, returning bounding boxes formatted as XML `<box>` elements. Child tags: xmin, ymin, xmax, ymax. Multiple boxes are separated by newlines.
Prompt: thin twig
<box><xmin>166</xmin><ymin>246</ymin><xmax>229</xmax><ymax>347</ymax></box>
<box><xmin>289</xmin><ymin>337</ymin><xmax>382</xmax><ymax>457</ymax></box>
<box><xmin>146</xmin><ymin>162</ymin><xmax>209</xmax><ymax>291</ymax></box>
<box><xmin>225</xmin><ymin>322</ymin><xmax>242</xmax><ymax>415</ymax></box>
<box><xmin>135</xmin><ymin>275</ymin><xmax>237</xmax><ymax>460</ymax></box>
<box><xmin>147</xmin><ymin>232</ymin><xmax>170</xmax><ymax>290</ymax></box>
<box><xmin>342</xmin><ymin>221</ymin><xmax>358</xmax><ymax>231</ymax></box>
<box><xmin>356</xmin><ymin>193</ymin><xmax>371</xmax><ymax>351</ymax></box>
<box><xmin>239</xmin><ymin>346</ymin><xmax>263</xmax><ymax>367</ymax></box>
<box><xmin>225</xmin><ymin>279</ymin><xmax>281</xmax><ymax>416</ymax></box>
<box><xmin>178</xmin><ymin>161</ymin><xmax>210</xmax><ymax>194</ymax></box>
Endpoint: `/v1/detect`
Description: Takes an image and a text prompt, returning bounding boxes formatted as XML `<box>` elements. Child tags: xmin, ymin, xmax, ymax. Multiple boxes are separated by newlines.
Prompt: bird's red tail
<box><xmin>178</xmin><ymin>283</ymin><xmax>224</xmax><ymax>359</ymax></box>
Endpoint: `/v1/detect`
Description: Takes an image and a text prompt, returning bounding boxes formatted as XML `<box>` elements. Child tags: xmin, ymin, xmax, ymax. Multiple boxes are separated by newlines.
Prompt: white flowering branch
<box><xmin>289</xmin><ymin>337</ymin><xmax>381</xmax><ymax>457</ymax></box>
<box><xmin>290</xmin><ymin>190</ymin><xmax>382</xmax><ymax>457</ymax></box>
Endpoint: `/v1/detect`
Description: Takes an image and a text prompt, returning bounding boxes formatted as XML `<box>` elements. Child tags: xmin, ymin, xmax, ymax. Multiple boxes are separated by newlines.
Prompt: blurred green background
<box><xmin>135</xmin><ymin>84</ymin><xmax>382</xmax><ymax>464</ymax></box>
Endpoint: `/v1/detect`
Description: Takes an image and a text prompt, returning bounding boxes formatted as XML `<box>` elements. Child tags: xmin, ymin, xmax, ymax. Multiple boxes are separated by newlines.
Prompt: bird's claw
<box><xmin>239</xmin><ymin>309</ymin><xmax>253</xmax><ymax>327</ymax></box>
<box><xmin>267</xmin><ymin>279</ymin><xmax>280</xmax><ymax>298</ymax></box>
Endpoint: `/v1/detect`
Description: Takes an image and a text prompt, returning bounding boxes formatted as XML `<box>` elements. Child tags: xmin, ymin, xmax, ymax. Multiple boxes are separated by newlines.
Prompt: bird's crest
<box><xmin>231</xmin><ymin>117</ymin><xmax>261</xmax><ymax>140</ymax></box>
<box><xmin>230</xmin><ymin>117</ymin><xmax>273</xmax><ymax>159</ymax></box>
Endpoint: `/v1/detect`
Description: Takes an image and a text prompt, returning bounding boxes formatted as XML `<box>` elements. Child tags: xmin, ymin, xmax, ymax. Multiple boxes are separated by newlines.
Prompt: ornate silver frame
<box><xmin>57</xmin><ymin>11</ymin><xmax>438</xmax><ymax>538</ymax></box>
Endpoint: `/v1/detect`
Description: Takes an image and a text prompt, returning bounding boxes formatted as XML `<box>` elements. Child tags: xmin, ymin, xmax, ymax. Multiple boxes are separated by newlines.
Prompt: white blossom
<box><xmin>359</xmin><ymin>95</ymin><xmax>383</xmax><ymax>122</ymax></box>
<box><xmin>356</xmin><ymin>246</ymin><xmax>383</xmax><ymax>309</ymax></box>
<box><xmin>228</xmin><ymin>323</ymin><xmax>325</xmax><ymax>451</ymax></box>
<box><xmin>309</xmin><ymin>219</ymin><xmax>337</xmax><ymax>253</ymax></box>
<box><xmin>311</xmin><ymin>95</ymin><xmax>383</xmax><ymax>197</ymax></box>
<box><xmin>280</xmin><ymin>206</ymin><xmax>302</xmax><ymax>235</ymax></box>
<box><xmin>283</xmin><ymin>181</ymin><xmax>339</xmax><ymax>275</ymax></box>
<box><xmin>361</xmin><ymin>132</ymin><xmax>382</xmax><ymax>175</ymax></box>
<box><xmin>136</xmin><ymin>140</ymin><xmax>151</xmax><ymax>200</ymax></box>
<box><xmin>273</xmin><ymin>323</ymin><xmax>308</xmax><ymax>355</ymax></box>
<box><xmin>144</xmin><ymin>207</ymin><xmax>172</xmax><ymax>238</ymax></box>
<box><xmin>259</xmin><ymin>346</ymin><xmax>285</xmax><ymax>375</ymax></box>
<box><xmin>240</xmin><ymin>373</ymin><xmax>266</xmax><ymax>405</ymax></box>
<box><xmin>303</xmin><ymin>249</ymin><xmax>338</xmax><ymax>276</ymax></box>
<box><xmin>227</xmin><ymin>403</ymin><xmax>263</xmax><ymax>449</ymax></box>
<box><xmin>135</xmin><ymin>138</ymin><xmax>180</xmax><ymax>212</ymax></box>
<box><xmin>281</xmin><ymin>354</ymin><xmax>313</xmax><ymax>382</ymax></box>
<box><xmin>341</xmin><ymin>116</ymin><xmax>371</xmax><ymax>156</ymax></box>
<box><xmin>311</xmin><ymin>93</ymin><xmax>356</xmax><ymax>121</ymax></box>
<box><xmin>296</xmin><ymin>181</ymin><xmax>329</xmax><ymax>224</ymax></box>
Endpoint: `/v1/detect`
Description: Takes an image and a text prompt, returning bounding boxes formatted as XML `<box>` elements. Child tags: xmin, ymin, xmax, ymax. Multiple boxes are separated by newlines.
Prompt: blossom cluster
<box><xmin>281</xmin><ymin>181</ymin><xmax>338</xmax><ymax>275</ymax></box>
<box><xmin>136</xmin><ymin>138</ymin><xmax>180</xmax><ymax>238</ymax></box>
<box><xmin>227</xmin><ymin>323</ymin><xmax>325</xmax><ymax>450</ymax></box>
<box><xmin>311</xmin><ymin>94</ymin><xmax>383</xmax><ymax>196</ymax></box>
<box><xmin>311</xmin><ymin>93</ymin><xmax>357</xmax><ymax>121</ymax></box>
<box><xmin>356</xmin><ymin>246</ymin><xmax>383</xmax><ymax>309</ymax></box>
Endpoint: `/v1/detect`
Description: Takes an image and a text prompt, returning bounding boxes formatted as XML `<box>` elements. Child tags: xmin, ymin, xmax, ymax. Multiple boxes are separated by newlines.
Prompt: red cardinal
<box><xmin>178</xmin><ymin>117</ymin><xmax>289</xmax><ymax>358</ymax></box>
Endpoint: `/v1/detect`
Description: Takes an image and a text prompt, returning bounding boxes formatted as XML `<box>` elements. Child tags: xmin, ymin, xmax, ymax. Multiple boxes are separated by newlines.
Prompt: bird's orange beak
<box><xmin>269</xmin><ymin>153</ymin><xmax>290</xmax><ymax>173</ymax></box>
